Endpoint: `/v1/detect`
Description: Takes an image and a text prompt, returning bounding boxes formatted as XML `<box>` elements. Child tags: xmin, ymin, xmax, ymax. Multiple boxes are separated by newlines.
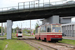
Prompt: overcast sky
<box><xmin>0</xmin><ymin>0</ymin><xmax>75</xmax><ymax>29</ymax></box>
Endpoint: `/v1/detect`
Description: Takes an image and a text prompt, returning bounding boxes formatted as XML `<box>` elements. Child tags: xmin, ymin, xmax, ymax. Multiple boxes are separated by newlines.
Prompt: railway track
<box><xmin>23</xmin><ymin>40</ymin><xmax>75</xmax><ymax>50</ymax></box>
<box><xmin>47</xmin><ymin>41</ymin><xmax>75</xmax><ymax>49</ymax></box>
<box><xmin>32</xmin><ymin>40</ymin><xmax>75</xmax><ymax>50</ymax></box>
<box><xmin>17</xmin><ymin>37</ymin><xmax>35</xmax><ymax>40</ymax></box>
<box><xmin>23</xmin><ymin>40</ymin><xmax>56</xmax><ymax>50</ymax></box>
<box><xmin>56</xmin><ymin>43</ymin><xmax>75</xmax><ymax>49</ymax></box>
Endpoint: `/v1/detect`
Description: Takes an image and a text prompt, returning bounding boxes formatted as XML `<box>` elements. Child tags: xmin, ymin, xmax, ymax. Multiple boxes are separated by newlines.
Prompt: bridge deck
<box><xmin>0</xmin><ymin>1</ymin><xmax>75</xmax><ymax>15</ymax></box>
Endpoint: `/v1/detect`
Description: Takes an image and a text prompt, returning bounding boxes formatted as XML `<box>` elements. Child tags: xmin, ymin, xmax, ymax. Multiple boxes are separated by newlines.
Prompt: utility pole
<box><xmin>21</xmin><ymin>23</ymin><xmax>22</xmax><ymax>32</ymax></box>
<box><xmin>4</xmin><ymin>24</ymin><xmax>6</xmax><ymax>34</ymax></box>
<box><xmin>1</xmin><ymin>23</ymin><xmax>3</xmax><ymax>36</ymax></box>
<box><xmin>30</xmin><ymin>20</ymin><xmax>31</xmax><ymax>35</ymax></box>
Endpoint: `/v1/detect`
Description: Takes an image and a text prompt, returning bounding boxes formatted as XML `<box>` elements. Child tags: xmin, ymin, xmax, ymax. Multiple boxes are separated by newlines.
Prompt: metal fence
<box><xmin>0</xmin><ymin>0</ymin><xmax>73</xmax><ymax>12</ymax></box>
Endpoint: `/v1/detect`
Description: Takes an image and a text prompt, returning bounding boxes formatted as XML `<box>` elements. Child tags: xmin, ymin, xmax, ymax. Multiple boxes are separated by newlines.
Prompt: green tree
<box><xmin>33</xmin><ymin>30</ymin><xmax>35</xmax><ymax>34</ymax></box>
<box><xmin>0</xmin><ymin>27</ymin><xmax>4</xmax><ymax>33</ymax></box>
<box><xmin>12</xmin><ymin>27</ymin><xmax>20</xmax><ymax>33</ymax></box>
<box><xmin>12</xmin><ymin>28</ymin><xmax>16</xmax><ymax>33</ymax></box>
<box><xmin>35</xmin><ymin>23</ymin><xmax>39</xmax><ymax>34</ymax></box>
<box><xmin>23</xmin><ymin>29</ymin><xmax>31</xmax><ymax>33</ymax></box>
<box><xmin>15</xmin><ymin>27</ymin><xmax>19</xmax><ymax>30</ymax></box>
<box><xmin>35</xmin><ymin>23</ymin><xmax>39</xmax><ymax>29</ymax></box>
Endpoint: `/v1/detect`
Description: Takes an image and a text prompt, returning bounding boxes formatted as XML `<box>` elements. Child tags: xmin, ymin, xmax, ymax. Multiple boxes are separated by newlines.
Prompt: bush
<box><xmin>33</xmin><ymin>30</ymin><xmax>35</xmax><ymax>34</ymax></box>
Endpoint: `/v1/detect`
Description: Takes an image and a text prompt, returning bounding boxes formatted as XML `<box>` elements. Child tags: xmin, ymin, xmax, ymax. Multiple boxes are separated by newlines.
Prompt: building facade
<box><xmin>62</xmin><ymin>23</ymin><xmax>75</xmax><ymax>37</ymax></box>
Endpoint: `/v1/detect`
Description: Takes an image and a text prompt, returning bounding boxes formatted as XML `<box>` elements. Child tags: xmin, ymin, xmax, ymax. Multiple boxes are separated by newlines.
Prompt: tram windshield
<box><xmin>52</xmin><ymin>25</ymin><xmax>61</xmax><ymax>32</ymax></box>
<box><xmin>18</xmin><ymin>31</ymin><xmax>22</xmax><ymax>33</ymax></box>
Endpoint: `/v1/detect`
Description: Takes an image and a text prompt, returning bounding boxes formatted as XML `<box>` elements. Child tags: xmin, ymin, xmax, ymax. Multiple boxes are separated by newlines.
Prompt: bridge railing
<box><xmin>0</xmin><ymin>0</ymin><xmax>70</xmax><ymax>12</ymax></box>
<box><xmin>18</xmin><ymin>0</ymin><xmax>67</xmax><ymax>10</ymax></box>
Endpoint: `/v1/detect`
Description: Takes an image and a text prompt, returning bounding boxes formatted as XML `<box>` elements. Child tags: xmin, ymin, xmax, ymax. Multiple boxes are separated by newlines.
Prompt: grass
<box><xmin>0</xmin><ymin>33</ymin><xmax>16</xmax><ymax>37</ymax></box>
<box><xmin>0</xmin><ymin>40</ymin><xmax>7</xmax><ymax>50</ymax></box>
<box><xmin>59</xmin><ymin>39</ymin><xmax>75</xmax><ymax>45</ymax></box>
<box><xmin>12</xmin><ymin>33</ymin><xmax>17</xmax><ymax>38</ymax></box>
<box><xmin>23</xmin><ymin>33</ymin><xmax>35</xmax><ymax>37</ymax></box>
<box><xmin>23</xmin><ymin>33</ymin><xmax>31</xmax><ymax>36</ymax></box>
<box><xmin>0</xmin><ymin>39</ymin><xmax>37</xmax><ymax>50</ymax></box>
<box><xmin>0</xmin><ymin>33</ymin><xmax>7</xmax><ymax>37</ymax></box>
<box><xmin>0</xmin><ymin>33</ymin><xmax>35</xmax><ymax>38</ymax></box>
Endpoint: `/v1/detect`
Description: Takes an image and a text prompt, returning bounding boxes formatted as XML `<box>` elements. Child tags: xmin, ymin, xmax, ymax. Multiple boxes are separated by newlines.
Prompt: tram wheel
<box><xmin>44</xmin><ymin>38</ymin><xmax>46</xmax><ymax>42</ymax></box>
<box><xmin>35</xmin><ymin>37</ymin><xmax>36</xmax><ymax>39</ymax></box>
<box><xmin>39</xmin><ymin>37</ymin><xmax>40</xmax><ymax>40</ymax></box>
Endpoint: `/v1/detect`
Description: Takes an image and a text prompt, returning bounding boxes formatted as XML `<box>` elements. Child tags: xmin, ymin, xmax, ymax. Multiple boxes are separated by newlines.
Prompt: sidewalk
<box><xmin>63</xmin><ymin>36</ymin><xmax>75</xmax><ymax>40</ymax></box>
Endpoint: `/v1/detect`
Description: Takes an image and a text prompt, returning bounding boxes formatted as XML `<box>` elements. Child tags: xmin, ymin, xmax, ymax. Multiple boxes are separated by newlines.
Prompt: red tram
<box><xmin>35</xmin><ymin>24</ymin><xmax>62</xmax><ymax>42</ymax></box>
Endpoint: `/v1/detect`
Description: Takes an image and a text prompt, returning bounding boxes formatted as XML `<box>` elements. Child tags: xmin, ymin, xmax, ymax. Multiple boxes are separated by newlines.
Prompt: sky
<box><xmin>0</xmin><ymin>0</ymin><xmax>75</xmax><ymax>29</ymax></box>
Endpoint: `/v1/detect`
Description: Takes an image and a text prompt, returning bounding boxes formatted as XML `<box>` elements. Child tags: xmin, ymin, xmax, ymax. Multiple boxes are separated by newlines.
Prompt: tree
<box><xmin>0</xmin><ymin>27</ymin><xmax>4</xmax><ymax>33</ymax></box>
<box><xmin>34</xmin><ymin>23</ymin><xmax>39</xmax><ymax>34</ymax></box>
<box><xmin>35</xmin><ymin>23</ymin><xmax>39</xmax><ymax>29</ymax></box>
<box><xmin>23</xmin><ymin>29</ymin><xmax>31</xmax><ymax>33</ymax></box>
<box><xmin>15</xmin><ymin>27</ymin><xmax>19</xmax><ymax>30</ymax></box>
<box><xmin>12</xmin><ymin>28</ymin><xmax>16</xmax><ymax>33</ymax></box>
<box><xmin>33</xmin><ymin>30</ymin><xmax>35</xmax><ymax>34</ymax></box>
<box><xmin>13</xmin><ymin>27</ymin><xmax>20</xmax><ymax>33</ymax></box>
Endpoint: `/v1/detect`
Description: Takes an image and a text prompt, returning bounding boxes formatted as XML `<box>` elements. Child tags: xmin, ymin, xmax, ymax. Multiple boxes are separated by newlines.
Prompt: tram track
<box><xmin>18</xmin><ymin>37</ymin><xmax>75</xmax><ymax>50</ymax></box>
<box><xmin>46</xmin><ymin>41</ymin><xmax>75</xmax><ymax>49</ymax></box>
<box><xmin>56</xmin><ymin>43</ymin><xmax>75</xmax><ymax>49</ymax></box>
<box><xmin>23</xmin><ymin>40</ymin><xmax>57</xmax><ymax>50</ymax></box>
<box><xmin>29</xmin><ymin>40</ymin><xmax>75</xmax><ymax>50</ymax></box>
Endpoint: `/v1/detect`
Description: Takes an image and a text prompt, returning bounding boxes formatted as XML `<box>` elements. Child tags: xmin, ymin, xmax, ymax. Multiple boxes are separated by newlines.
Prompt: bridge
<box><xmin>1</xmin><ymin>0</ymin><xmax>75</xmax><ymax>39</ymax></box>
<box><xmin>0</xmin><ymin>1</ymin><xmax>75</xmax><ymax>22</ymax></box>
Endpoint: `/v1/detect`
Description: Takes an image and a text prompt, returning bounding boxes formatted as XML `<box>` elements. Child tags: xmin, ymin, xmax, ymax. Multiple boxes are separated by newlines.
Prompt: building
<box><xmin>62</xmin><ymin>23</ymin><xmax>75</xmax><ymax>37</ymax></box>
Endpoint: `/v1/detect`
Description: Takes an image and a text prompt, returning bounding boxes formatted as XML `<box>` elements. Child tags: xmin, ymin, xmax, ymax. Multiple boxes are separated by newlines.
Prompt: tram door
<box><xmin>38</xmin><ymin>27</ymin><xmax>40</xmax><ymax>35</ymax></box>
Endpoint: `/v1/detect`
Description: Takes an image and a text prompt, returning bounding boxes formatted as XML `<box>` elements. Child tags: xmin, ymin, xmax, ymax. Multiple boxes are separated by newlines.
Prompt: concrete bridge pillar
<box><xmin>42</xmin><ymin>15</ymin><xmax>59</xmax><ymax>24</ymax></box>
<box><xmin>7</xmin><ymin>20</ymin><xmax>12</xmax><ymax>39</ymax></box>
<box><xmin>41</xmin><ymin>15</ymin><xmax>71</xmax><ymax>24</ymax></box>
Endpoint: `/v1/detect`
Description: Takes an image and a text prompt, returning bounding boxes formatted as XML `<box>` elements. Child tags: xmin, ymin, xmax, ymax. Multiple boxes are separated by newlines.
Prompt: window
<box><xmin>18</xmin><ymin>31</ymin><xmax>22</xmax><ymax>33</ymax></box>
<box><xmin>52</xmin><ymin>27</ymin><xmax>61</xmax><ymax>32</ymax></box>
<box><xmin>47</xmin><ymin>25</ymin><xmax>51</xmax><ymax>32</ymax></box>
<box><xmin>35</xmin><ymin>28</ymin><xmax>38</xmax><ymax>33</ymax></box>
<box><xmin>52</xmin><ymin>25</ymin><xmax>61</xmax><ymax>32</ymax></box>
<box><xmin>41</xmin><ymin>26</ymin><xmax>46</xmax><ymax>32</ymax></box>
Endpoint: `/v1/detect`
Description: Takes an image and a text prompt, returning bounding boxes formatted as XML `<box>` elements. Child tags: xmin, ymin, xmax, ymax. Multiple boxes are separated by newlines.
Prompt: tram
<box><xmin>16</xmin><ymin>29</ymin><xmax>23</xmax><ymax>37</ymax></box>
<box><xmin>35</xmin><ymin>24</ymin><xmax>62</xmax><ymax>42</ymax></box>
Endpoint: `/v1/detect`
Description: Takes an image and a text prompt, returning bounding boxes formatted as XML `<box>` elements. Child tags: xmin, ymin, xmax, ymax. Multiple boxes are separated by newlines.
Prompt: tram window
<box><xmin>18</xmin><ymin>31</ymin><xmax>22</xmax><ymax>33</ymax></box>
<box><xmin>41</xmin><ymin>26</ymin><xmax>46</xmax><ymax>32</ymax></box>
<box><xmin>47</xmin><ymin>25</ymin><xmax>51</xmax><ymax>32</ymax></box>
<box><xmin>35</xmin><ymin>28</ymin><xmax>38</xmax><ymax>33</ymax></box>
<box><xmin>52</xmin><ymin>27</ymin><xmax>61</xmax><ymax>32</ymax></box>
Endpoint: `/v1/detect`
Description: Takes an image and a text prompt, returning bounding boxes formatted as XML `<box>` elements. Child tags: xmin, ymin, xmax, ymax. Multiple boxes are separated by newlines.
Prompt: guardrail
<box><xmin>0</xmin><ymin>0</ymin><xmax>71</xmax><ymax>12</ymax></box>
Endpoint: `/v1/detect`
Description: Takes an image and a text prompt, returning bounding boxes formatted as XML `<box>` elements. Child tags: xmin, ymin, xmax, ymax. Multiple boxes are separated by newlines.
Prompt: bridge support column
<box><xmin>42</xmin><ymin>15</ymin><xmax>59</xmax><ymax>24</ymax></box>
<box><xmin>41</xmin><ymin>15</ymin><xmax>71</xmax><ymax>25</ymax></box>
<box><xmin>7</xmin><ymin>20</ymin><xmax>12</xmax><ymax>39</ymax></box>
